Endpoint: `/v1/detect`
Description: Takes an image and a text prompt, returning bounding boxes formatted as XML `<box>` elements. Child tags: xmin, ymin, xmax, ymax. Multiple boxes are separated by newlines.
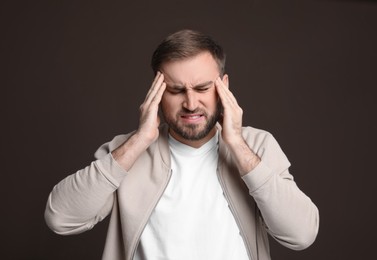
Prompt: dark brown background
<box><xmin>1</xmin><ymin>0</ymin><xmax>376</xmax><ymax>259</ymax></box>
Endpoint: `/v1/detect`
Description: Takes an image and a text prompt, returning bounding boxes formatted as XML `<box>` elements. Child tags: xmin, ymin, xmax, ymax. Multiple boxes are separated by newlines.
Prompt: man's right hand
<box><xmin>111</xmin><ymin>72</ymin><xmax>166</xmax><ymax>171</ymax></box>
<box><xmin>136</xmin><ymin>71</ymin><xmax>166</xmax><ymax>145</ymax></box>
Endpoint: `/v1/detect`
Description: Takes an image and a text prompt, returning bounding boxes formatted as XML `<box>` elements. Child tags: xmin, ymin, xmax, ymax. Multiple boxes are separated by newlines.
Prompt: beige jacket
<box><xmin>45</xmin><ymin>124</ymin><xmax>319</xmax><ymax>260</ymax></box>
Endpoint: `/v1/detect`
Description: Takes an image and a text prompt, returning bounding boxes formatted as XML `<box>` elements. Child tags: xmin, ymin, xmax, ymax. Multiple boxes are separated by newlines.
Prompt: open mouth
<box><xmin>180</xmin><ymin>114</ymin><xmax>204</xmax><ymax>122</ymax></box>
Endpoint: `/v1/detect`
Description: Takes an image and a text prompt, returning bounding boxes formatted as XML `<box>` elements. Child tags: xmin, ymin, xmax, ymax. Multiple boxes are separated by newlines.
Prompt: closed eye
<box><xmin>166</xmin><ymin>81</ymin><xmax>214</xmax><ymax>94</ymax></box>
<box><xmin>195</xmin><ymin>87</ymin><xmax>210</xmax><ymax>93</ymax></box>
<box><xmin>193</xmin><ymin>81</ymin><xmax>214</xmax><ymax>93</ymax></box>
<box><xmin>167</xmin><ymin>87</ymin><xmax>185</xmax><ymax>94</ymax></box>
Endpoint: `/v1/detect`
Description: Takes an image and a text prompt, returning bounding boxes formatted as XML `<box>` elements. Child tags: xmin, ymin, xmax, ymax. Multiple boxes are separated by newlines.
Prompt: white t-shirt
<box><xmin>134</xmin><ymin>132</ymin><xmax>249</xmax><ymax>260</ymax></box>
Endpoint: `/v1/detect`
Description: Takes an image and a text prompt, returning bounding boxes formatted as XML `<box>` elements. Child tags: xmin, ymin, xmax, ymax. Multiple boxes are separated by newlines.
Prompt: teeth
<box><xmin>184</xmin><ymin>115</ymin><xmax>200</xmax><ymax>119</ymax></box>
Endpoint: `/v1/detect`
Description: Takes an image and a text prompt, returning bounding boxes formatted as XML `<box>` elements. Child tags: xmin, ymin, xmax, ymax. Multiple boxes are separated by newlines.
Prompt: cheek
<box><xmin>205</xmin><ymin>91</ymin><xmax>218</xmax><ymax>106</ymax></box>
<box><xmin>161</xmin><ymin>94</ymin><xmax>178</xmax><ymax>112</ymax></box>
<box><xmin>160</xmin><ymin>96</ymin><xmax>168</xmax><ymax>112</ymax></box>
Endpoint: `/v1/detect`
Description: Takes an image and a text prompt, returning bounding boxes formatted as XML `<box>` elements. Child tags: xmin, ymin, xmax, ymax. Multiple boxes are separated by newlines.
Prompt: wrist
<box><xmin>111</xmin><ymin>132</ymin><xmax>151</xmax><ymax>171</ymax></box>
<box><xmin>225</xmin><ymin>135</ymin><xmax>246</xmax><ymax>150</ymax></box>
<box><xmin>227</xmin><ymin>138</ymin><xmax>261</xmax><ymax>176</ymax></box>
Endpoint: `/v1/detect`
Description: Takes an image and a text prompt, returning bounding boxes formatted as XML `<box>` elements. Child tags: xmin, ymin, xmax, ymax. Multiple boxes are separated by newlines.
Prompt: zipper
<box><xmin>129</xmin><ymin>168</ymin><xmax>173</xmax><ymax>260</ymax></box>
<box><xmin>217</xmin><ymin>166</ymin><xmax>254</xmax><ymax>260</ymax></box>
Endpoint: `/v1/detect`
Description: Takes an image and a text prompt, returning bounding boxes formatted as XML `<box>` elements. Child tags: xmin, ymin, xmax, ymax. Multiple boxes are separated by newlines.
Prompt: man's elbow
<box><xmin>44</xmin><ymin>208</ymin><xmax>88</xmax><ymax>236</ymax></box>
<box><xmin>287</xmin><ymin>213</ymin><xmax>320</xmax><ymax>250</ymax></box>
<box><xmin>45</xmin><ymin>210</ymin><xmax>70</xmax><ymax>235</ymax></box>
<box><xmin>275</xmin><ymin>209</ymin><xmax>320</xmax><ymax>251</ymax></box>
<box><xmin>275</xmin><ymin>227</ymin><xmax>318</xmax><ymax>251</ymax></box>
<box><xmin>291</xmin><ymin>228</ymin><xmax>318</xmax><ymax>250</ymax></box>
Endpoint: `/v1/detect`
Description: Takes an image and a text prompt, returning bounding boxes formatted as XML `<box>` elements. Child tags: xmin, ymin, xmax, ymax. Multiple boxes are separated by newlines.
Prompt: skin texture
<box><xmin>112</xmin><ymin>51</ymin><xmax>260</xmax><ymax>176</ymax></box>
<box><xmin>160</xmin><ymin>52</ymin><xmax>225</xmax><ymax>148</ymax></box>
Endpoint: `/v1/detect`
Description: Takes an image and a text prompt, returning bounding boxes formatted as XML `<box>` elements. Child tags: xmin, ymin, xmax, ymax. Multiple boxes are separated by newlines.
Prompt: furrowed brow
<box><xmin>166</xmin><ymin>84</ymin><xmax>185</xmax><ymax>90</ymax></box>
<box><xmin>166</xmin><ymin>81</ymin><xmax>213</xmax><ymax>90</ymax></box>
<box><xmin>193</xmin><ymin>81</ymin><xmax>214</xmax><ymax>89</ymax></box>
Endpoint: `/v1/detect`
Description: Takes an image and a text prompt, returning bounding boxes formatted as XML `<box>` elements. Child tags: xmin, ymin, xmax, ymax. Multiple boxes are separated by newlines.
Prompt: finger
<box><xmin>139</xmin><ymin>82</ymin><xmax>166</xmax><ymax>125</ymax></box>
<box><xmin>152</xmin><ymin>71</ymin><xmax>161</xmax><ymax>86</ymax></box>
<box><xmin>144</xmin><ymin>73</ymin><xmax>165</xmax><ymax>104</ymax></box>
<box><xmin>145</xmin><ymin>72</ymin><xmax>162</xmax><ymax>99</ymax></box>
<box><xmin>141</xmin><ymin>82</ymin><xmax>166</xmax><ymax>122</ymax></box>
<box><xmin>215</xmin><ymin>77</ymin><xmax>238</xmax><ymax>107</ymax></box>
<box><xmin>217</xmin><ymin>77</ymin><xmax>238</xmax><ymax>103</ymax></box>
<box><xmin>150</xmin><ymin>82</ymin><xmax>166</xmax><ymax>107</ymax></box>
<box><xmin>219</xmin><ymin>77</ymin><xmax>239</xmax><ymax>106</ymax></box>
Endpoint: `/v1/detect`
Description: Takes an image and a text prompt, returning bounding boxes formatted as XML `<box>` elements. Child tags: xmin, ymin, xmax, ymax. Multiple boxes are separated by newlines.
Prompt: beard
<box><xmin>161</xmin><ymin>102</ymin><xmax>222</xmax><ymax>141</ymax></box>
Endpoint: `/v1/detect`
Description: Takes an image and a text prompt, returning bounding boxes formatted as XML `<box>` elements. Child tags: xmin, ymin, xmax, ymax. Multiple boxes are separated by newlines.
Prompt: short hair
<box><xmin>151</xmin><ymin>29</ymin><xmax>226</xmax><ymax>76</ymax></box>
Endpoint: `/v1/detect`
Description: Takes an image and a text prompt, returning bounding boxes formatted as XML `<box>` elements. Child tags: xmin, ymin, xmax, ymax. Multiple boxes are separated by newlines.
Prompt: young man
<box><xmin>45</xmin><ymin>29</ymin><xmax>319</xmax><ymax>260</ymax></box>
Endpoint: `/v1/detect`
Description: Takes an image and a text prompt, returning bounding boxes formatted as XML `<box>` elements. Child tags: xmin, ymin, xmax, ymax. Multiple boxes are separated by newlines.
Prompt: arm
<box><xmin>45</xmin><ymin>72</ymin><xmax>167</xmax><ymax>235</ymax></box>
<box><xmin>215</xmin><ymin>76</ymin><xmax>319</xmax><ymax>250</ymax></box>
<box><xmin>242</xmin><ymin>132</ymin><xmax>319</xmax><ymax>250</ymax></box>
<box><xmin>215</xmin><ymin>76</ymin><xmax>261</xmax><ymax>175</ymax></box>
<box><xmin>44</xmin><ymin>153</ymin><xmax>127</xmax><ymax>235</ymax></box>
<box><xmin>112</xmin><ymin>72</ymin><xmax>166</xmax><ymax>171</ymax></box>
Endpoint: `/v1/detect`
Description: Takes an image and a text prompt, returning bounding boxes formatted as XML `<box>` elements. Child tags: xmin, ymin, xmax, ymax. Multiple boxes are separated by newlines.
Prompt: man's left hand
<box><xmin>215</xmin><ymin>76</ymin><xmax>261</xmax><ymax>176</ymax></box>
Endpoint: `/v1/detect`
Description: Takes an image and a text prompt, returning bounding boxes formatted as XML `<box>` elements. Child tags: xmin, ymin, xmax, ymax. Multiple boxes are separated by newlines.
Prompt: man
<box><xmin>45</xmin><ymin>29</ymin><xmax>319</xmax><ymax>260</ymax></box>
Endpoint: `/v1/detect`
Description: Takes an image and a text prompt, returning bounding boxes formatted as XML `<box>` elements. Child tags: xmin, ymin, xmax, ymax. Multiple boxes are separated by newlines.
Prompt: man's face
<box><xmin>160</xmin><ymin>51</ymin><xmax>228</xmax><ymax>147</ymax></box>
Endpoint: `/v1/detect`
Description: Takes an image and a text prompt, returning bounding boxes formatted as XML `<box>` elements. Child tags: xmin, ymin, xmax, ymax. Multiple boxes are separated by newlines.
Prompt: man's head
<box><xmin>151</xmin><ymin>29</ymin><xmax>226</xmax><ymax>77</ymax></box>
<box><xmin>152</xmin><ymin>30</ymin><xmax>228</xmax><ymax>148</ymax></box>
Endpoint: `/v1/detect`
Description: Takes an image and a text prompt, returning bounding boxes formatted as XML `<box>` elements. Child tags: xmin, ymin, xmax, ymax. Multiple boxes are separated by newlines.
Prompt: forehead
<box><xmin>161</xmin><ymin>52</ymin><xmax>219</xmax><ymax>85</ymax></box>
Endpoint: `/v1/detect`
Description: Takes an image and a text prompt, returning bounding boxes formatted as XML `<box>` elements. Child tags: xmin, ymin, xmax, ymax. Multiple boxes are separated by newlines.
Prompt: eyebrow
<box><xmin>166</xmin><ymin>81</ymin><xmax>214</xmax><ymax>90</ymax></box>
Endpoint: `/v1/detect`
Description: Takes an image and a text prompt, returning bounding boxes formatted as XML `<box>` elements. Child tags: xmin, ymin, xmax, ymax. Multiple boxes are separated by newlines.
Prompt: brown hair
<box><xmin>151</xmin><ymin>29</ymin><xmax>226</xmax><ymax>76</ymax></box>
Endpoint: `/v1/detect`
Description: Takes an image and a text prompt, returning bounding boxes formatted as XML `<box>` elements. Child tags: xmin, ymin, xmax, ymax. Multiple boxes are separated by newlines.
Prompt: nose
<box><xmin>183</xmin><ymin>90</ymin><xmax>198</xmax><ymax>111</ymax></box>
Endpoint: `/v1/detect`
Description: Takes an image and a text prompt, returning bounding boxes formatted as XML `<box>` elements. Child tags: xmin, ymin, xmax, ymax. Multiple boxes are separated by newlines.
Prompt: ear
<box><xmin>222</xmin><ymin>74</ymin><xmax>229</xmax><ymax>88</ymax></box>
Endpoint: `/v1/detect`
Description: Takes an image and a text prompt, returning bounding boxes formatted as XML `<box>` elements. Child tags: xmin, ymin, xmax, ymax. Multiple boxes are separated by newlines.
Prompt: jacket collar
<box><xmin>157</xmin><ymin>123</ymin><xmax>171</xmax><ymax>168</ymax></box>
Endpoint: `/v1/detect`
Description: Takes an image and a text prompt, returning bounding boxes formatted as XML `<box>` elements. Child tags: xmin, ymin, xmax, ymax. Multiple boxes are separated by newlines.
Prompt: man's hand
<box><xmin>215</xmin><ymin>76</ymin><xmax>243</xmax><ymax>145</ymax></box>
<box><xmin>112</xmin><ymin>72</ymin><xmax>166</xmax><ymax>171</ymax></box>
<box><xmin>136</xmin><ymin>72</ymin><xmax>166</xmax><ymax>145</ymax></box>
<box><xmin>215</xmin><ymin>76</ymin><xmax>260</xmax><ymax>176</ymax></box>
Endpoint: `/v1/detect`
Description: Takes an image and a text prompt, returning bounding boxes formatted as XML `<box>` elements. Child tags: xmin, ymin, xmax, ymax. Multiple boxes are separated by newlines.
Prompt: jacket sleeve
<box><xmin>241</xmin><ymin>131</ymin><xmax>319</xmax><ymax>250</ymax></box>
<box><xmin>44</xmin><ymin>135</ymin><xmax>129</xmax><ymax>235</ymax></box>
